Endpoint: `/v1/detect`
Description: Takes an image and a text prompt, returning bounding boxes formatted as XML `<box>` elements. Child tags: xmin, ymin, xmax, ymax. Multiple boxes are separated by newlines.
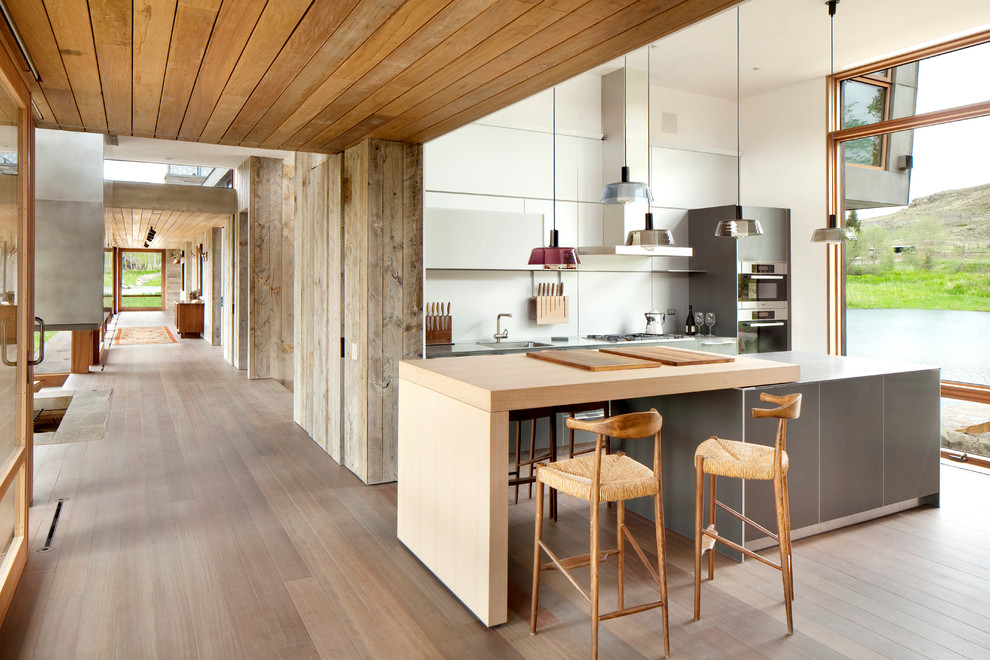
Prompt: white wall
<box><xmin>743</xmin><ymin>78</ymin><xmax>827</xmax><ymax>351</ymax></box>
<box><xmin>424</xmin><ymin>72</ymin><xmax>797</xmax><ymax>343</ymax></box>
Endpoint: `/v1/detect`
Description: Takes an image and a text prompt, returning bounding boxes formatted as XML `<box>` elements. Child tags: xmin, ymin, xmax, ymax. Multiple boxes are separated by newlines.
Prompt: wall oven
<box><xmin>737</xmin><ymin>307</ymin><xmax>789</xmax><ymax>354</ymax></box>
<box><xmin>738</xmin><ymin>261</ymin><xmax>788</xmax><ymax>306</ymax></box>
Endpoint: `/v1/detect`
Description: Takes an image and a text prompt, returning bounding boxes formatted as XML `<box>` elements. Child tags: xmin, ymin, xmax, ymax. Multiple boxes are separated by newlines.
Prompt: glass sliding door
<box><xmin>0</xmin><ymin>45</ymin><xmax>32</xmax><ymax>624</ymax></box>
<box><xmin>118</xmin><ymin>249</ymin><xmax>164</xmax><ymax>310</ymax></box>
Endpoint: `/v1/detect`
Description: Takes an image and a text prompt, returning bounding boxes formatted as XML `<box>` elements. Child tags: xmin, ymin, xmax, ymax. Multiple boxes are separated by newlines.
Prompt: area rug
<box><xmin>115</xmin><ymin>326</ymin><xmax>178</xmax><ymax>345</ymax></box>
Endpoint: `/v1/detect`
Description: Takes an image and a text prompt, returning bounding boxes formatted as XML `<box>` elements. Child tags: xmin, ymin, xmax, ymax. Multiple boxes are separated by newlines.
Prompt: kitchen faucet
<box><xmin>494</xmin><ymin>313</ymin><xmax>512</xmax><ymax>343</ymax></box>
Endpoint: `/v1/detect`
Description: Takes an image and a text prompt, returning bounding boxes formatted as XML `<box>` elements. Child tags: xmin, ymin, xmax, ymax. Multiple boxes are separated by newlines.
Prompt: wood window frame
<box><xmin>827</xmin><ymin>28</ymin><xmax>990</xmax><ymax>455</ymax></box>
<box><xmin>841</xmin><ymin>74</ymin><xmax>892</xmax><ymax>170</ymax></box>
<box><xmin>0</xmin><ymin>30</ymin><xmax>33</xmax><ymax>625</ymax></box>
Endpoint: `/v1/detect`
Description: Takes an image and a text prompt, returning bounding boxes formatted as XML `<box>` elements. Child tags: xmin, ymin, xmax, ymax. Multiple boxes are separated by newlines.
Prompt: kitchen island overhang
<box><xmin>396</xmin><ymin>351</ymin><xmax>801</xmax><ymax>626</ymax></box>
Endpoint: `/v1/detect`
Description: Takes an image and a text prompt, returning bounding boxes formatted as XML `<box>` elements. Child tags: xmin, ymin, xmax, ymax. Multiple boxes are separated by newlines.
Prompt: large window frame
<box><xmin>827</xmin><ymin>28</ymin><xmax>990</xmax><ymax>467</ymax></box>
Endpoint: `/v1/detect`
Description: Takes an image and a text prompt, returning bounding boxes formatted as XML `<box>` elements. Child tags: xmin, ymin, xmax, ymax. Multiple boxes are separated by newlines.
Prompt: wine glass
<box><xmin>705</xmin><ymin>312</ymin><xmax>716</xmax><ymax>337</ymax></box>
<box><xmin>693</xmin><ymin>311</ymin><xmax>705</xmax><ymax>336</ymax></box>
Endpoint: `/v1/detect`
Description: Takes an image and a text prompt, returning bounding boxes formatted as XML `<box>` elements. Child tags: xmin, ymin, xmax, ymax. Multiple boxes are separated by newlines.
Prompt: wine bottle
<box><xmin>686</xmin><ymin>305</ymin><xmax>697</xmax><ymax>336</ymax></box>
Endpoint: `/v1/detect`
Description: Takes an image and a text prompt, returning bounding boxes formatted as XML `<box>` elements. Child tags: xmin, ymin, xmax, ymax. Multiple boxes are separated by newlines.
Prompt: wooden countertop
<box><xmin>399</xmin><ymin>351</ymin><xmax>800</xmax><ymax>412</ymax></box>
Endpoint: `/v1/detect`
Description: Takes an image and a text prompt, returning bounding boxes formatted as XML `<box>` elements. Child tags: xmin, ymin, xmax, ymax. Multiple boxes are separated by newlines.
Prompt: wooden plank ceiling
<box><xmin>103</xmin><ymin>207</ymin><xmax>230</xmax><ymax>249</ymax></box>
<box><xmin>4</xmin><ymin>0</ymin><xmax>740</xmax><ymax>154</ymax></box>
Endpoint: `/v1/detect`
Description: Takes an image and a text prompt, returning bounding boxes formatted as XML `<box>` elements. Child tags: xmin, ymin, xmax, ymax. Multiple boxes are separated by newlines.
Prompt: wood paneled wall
<box><xmin>293</xmin><ymin>152</ymin><xmax>343</xmax><ymax>462</ymax></box>
<box><xmin>238</xmin><ymin>156</ymin><xmax>294</xmax><ymax>388</ymax></box>
<box><xmin>342</xmin><ymin>139</ymin><xmax>423</xmax><ymax>484</ymax></box>
<box><xmin>209</xmin><ymin>227</ymin><xmax>223</xmax><ymax>345</ymax></box>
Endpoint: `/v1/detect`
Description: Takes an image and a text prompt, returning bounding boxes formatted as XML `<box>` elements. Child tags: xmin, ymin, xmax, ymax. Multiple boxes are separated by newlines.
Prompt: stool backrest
<box><xmin>566</xmin><ymin>410</ymin><xmax>663</xmax><ymax>495</ymax></box>
<box><xmin>751</xmin><ymin>392</ymin><xmax>802</xmax><ymax>477</ymax></box>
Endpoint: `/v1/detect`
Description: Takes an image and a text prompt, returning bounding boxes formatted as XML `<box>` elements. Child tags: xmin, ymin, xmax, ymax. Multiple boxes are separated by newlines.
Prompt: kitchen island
<box><xmin>397</xmin><ymin>350</ymin><xmax>800</xmax><ymax>626</ymax></box>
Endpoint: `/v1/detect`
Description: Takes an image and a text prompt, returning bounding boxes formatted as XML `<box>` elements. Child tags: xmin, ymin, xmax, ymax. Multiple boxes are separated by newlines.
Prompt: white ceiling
<box><xmin>592</xmin><ymin>0</ymin><xmax>990</xmax><ymax>99</ymax></box>
<box><xmin>105</xmin><ymin>0</ymin><xmax>990</xmax><ymax>166</ymax></box>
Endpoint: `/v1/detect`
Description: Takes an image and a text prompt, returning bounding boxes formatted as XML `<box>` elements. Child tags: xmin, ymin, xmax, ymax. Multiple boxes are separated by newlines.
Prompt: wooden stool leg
<box><xmin>530</xmin><ymin>479</ymin><xmax>544</xmax><ymax>635</ymax></box>
<box><xmin>783</xmin><ymin>471</ymin><xmax>794</xmax><ymax>601</ymax></box>
<box><xmin>774</xmin><ymin>472</ymin><xmax>794</xmax><ymax>635</ymax></box>
<box><xmin>617</xmin><ymin>500</ymin><xmax>625</xmax><ymax>611</ymax></box>
<box><xmin>654</xmin><ymin>489</ymin><xmax>670</xmax><ymax>658</ymax></box>
<box><xmin>528</xmin><ymin>420</ymin><xmax>537</xmax><ymax>499</ymax></box>
<box><xmin>549</xmin><ymin>417</ymin><xmax>557</xmax><ymax>522</ymax></box>
<box><xmin>707</xmin><ymin>473</ymin><xmax>717</xmax><ymax>580</ymax></box>
<box><xmin>694</xmin><ymin>457</ymin><xmax>704</xmax><ymax>622</ymax></box>
<box><xmin>514</xmin><ymin>420</ymin><xmax>521</xmax><ymax>503</ymax></box>
<box><xmin>590</xmin><ymin>497</ymin><xmax>600</xmax><ymax>660</ymax></box>
<box><xmin>568</xmin><ymin>417</ymin><xmax>576</xmax><ymax>458</ymax></box>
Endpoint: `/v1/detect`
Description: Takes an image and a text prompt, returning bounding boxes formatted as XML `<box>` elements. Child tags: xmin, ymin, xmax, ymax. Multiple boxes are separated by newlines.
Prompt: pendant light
<box><xmin>626</xmin><ymin>46</ymin><xmax>677</xmax><ymax>248</ymax></box>
<box><xmin>601</xmin><ymin>57</ymin><xmax>653</xmax><ymax>205</ymax></box>
<box><xmin>812</xmin><ymin>0</ymin><xmax>856</xmax><ymax>244</ymax></box>
<box><xmin>528</xmin><ymin>87</ymin><xmax>580</xmax><ymax>268</ymax></box>
<box><xmin>715</xmin><ymin>8</ymin><xmax>763</xmax><ymax>239</ymax></box>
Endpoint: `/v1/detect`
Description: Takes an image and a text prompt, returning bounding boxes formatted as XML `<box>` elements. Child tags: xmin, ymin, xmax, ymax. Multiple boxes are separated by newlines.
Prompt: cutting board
<box><xmin>526</xmin><ymin>349</ymin><xmax>663</xmax><ymax>372</ymax></box>
<box><xmin>598</xmin><ymin>345</ymin><xmax>735</xmax><ymax>366</ymax></box>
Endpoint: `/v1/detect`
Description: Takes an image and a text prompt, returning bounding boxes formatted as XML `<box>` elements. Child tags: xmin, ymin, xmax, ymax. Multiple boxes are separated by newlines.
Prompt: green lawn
<box><xmin>121</xmin><ymin>295</ymin><xmax>162</xmax><ymax>308</ymax></box>
<box><xmin>847</xmin><ymin>259</ymin><xmax>990</xmax><ymax>311</ymax></box>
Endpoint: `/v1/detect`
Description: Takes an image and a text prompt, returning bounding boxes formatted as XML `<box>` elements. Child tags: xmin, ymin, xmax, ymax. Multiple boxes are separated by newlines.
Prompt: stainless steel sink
<box><xmin>475</xmin><ymin>340</ymin><xmax>552</xmax><ymax>349</ymax></box>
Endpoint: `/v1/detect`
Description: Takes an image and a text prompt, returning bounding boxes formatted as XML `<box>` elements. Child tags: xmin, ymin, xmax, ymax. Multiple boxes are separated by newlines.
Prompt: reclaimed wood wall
<box><xmin>209</xmin><ymin>227</ymin><xmax>223</xmax><ymax>345</ymax></box>
<box><xmin>244</xmin><ymin>156</ymin><xmax>294</xmax><ymax>388</ymax></box>
<box><xmin>293</xmin><ymin>152</ymin><xmax>343</xmax><ymax>462</ymax></box>
<box><xmin>342</xmin><ymin>139</ymin><xmax>423</xmax><ymax>484</ymax></box>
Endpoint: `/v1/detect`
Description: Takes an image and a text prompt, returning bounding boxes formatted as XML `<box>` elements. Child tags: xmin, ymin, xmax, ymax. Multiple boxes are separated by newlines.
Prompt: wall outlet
<box><xmin>666</xmin><ymin>308</ymin><xmax>676</xmax><ymax>316</ymax></box>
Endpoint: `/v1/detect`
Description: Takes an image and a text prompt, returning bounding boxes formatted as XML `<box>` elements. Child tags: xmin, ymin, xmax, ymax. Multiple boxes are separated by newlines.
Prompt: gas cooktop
<box><xmin>585</xmin><ymin>333</ymin><xmax>687</xmax><ymax>343</ymax></box>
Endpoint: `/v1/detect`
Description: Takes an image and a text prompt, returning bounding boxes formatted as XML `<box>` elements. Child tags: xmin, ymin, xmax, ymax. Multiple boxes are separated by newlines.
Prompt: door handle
<box><xmin>29</xmin><ymin>317</ymin><xmax>46</xmax><ymax>366</ymax></box>
<box><xmin>0</xmin><ymin>318</ymin><xmax>12</xmax><ymax>366</ymax></box>
<box><xmin>0</xmin><ymin>317</ymin><xmax>48</xmax><ymax>366</ymax></box>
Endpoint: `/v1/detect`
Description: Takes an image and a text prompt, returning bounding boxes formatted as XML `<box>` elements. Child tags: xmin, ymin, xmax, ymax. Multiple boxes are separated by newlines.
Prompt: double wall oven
<box><xmin>737</xmin><ymin>261</ymin><xmax>790</xmax><ymax>354</ymax></box>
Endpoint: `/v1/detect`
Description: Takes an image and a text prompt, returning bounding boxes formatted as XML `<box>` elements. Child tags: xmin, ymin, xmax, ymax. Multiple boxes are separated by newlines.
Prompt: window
<box><xmin>842</xmin><ymin>72</ymin><xmax>891</xmax><ymax>168</ymax></box>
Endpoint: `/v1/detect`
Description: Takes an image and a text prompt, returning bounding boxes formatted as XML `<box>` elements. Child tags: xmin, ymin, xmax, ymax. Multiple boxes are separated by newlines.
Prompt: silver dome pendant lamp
<box><xmin>812</xmin><ymin>0</ymin><xmax>856</xmax><ymax>244</ymax></box>
<box><xmin>715</xmin><ymin>7</ymin><xmax>763</xmax><ymax>239</ymax></box>
<box><xmin>601</xmin><ymin>56</ymin><xmax>654</xmax><ymax>206</ymax></box>
<box><xmin>626</xmin><ymin>45</ymin><xmax>676</xmax><ymax>248</ymax></box>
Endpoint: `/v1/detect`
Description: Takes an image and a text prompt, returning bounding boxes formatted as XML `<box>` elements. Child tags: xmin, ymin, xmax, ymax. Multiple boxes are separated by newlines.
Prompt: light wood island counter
<box><xmin>397</xmin><ymin>351</ymin><xmax>800</xmax><ymax>626</ymax></box>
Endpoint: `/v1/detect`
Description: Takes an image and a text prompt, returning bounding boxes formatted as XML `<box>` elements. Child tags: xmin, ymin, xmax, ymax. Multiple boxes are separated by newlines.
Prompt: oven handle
<box><xmin>743</xmin><ymin>275</ymin><xmax>785</xmax><ymax>280</ymax></box>
<box><xmin>740</xmin><ymin>321</ymin><xmax>785</xmax><ymax>327</ymax></box>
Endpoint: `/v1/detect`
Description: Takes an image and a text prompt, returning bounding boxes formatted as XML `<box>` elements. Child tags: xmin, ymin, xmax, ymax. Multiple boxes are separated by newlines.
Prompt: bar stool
<box><xmin>530</xmin><ymin>409</ymin><xmax>669</xmax><ymax>659</ymax></box>
<box><xmin>554</xmin><ymin>401</ymin><xmax>611</xmax><ymax>458</ymax></box>
<box><xmin>693</xmin><ymin>392</ymin><xmax>802</xmax><ymax>634</ymax></box>
<box><xmin>509</xmin><ymin>407</ymin><xmax>557</xmax><ymax>518</ymax></box>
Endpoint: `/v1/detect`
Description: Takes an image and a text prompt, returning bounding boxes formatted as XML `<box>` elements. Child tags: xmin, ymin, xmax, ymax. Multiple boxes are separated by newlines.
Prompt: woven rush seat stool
<box><xmin>510</xmin><ymin>407</ymin><xmax>557</xmax><ymax>518</ymax></box>
<box><xmin>693</xmin><ymin>392</ymin><xmax>802</xmax><ymax>634</ymax></box>
<box><xmin>530</xmin><ymin>409</ymin><xmax>669</xmax><ymax>659</ymax></box>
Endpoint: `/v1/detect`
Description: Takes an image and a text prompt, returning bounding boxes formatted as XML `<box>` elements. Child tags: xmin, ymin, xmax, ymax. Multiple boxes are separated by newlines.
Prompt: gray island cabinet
<box><xmin>616</xmin><ymin>351</ymin><xmax>940</xmax><ymax>557</ymax></box>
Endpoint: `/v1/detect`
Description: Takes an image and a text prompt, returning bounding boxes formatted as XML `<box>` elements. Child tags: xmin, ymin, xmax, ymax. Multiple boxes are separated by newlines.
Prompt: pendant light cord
<box><xmin>736</xmin><ymin>6</ymin><xmax>741</xmax><ymax>208</ymax></box>
<box><xmin>623</xmin><ymin>56</ymin><xmax>628</xmax><ymax>168</ymax></box>
<box><xmin>552</xmin><ymin>87</ymin><xmax>556</xmax><ymax>233</ymax></box>
<box><xmin>647</xmin><ymin>48</ymin><xmax>651</xmax><ymax>193</ymax></box>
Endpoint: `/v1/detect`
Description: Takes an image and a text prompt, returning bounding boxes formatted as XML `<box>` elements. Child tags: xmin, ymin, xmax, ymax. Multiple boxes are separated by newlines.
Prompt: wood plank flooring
<box><xmin>2</xmin><ymin>311</ymin><xmax>990</xmax><ymax>658</ymax></box>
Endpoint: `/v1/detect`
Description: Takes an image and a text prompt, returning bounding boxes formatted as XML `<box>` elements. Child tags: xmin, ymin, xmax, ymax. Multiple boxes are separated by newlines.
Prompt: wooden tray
<box><xmin>526</xmin><ymin>349</ymin><xmax>662</xmax><ymax>372</ymax></box>
<box><xmin>598</xmin><ymin>345</ymin><xmax>735</xmax><ymax>366</ymax></box>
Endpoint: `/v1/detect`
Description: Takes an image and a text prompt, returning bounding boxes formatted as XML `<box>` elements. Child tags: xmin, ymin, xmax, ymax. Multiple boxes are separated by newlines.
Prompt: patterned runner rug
<box><xmin>115</xmin><ymin>326</ymin><xmax>178</xmax><ymax>345</ymax></box>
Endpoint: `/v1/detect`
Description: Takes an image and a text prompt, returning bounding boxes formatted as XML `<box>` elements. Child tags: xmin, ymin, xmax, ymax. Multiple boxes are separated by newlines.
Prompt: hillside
<box><xmin>858</xmin><ymin>182</ymin><xmax>990</xmax><ymax>245</ymax></box>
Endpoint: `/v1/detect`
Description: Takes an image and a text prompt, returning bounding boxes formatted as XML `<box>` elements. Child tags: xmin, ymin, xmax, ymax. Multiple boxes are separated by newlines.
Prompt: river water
<box><xmin>847</xmin><ymin>309</ymin><xmax>990</xmax><ymax>385</ymax></box>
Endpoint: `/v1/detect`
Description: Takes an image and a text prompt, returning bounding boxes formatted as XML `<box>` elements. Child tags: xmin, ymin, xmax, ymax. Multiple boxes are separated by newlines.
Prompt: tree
<box><xmin>859</xmin><ymin>226</ymin><xmax>894</xmax><ymax>272</ymax></box>
<box><xmin>907</xmin><ymin>215</ymin><xmax>945</xmax><ymax>270</ymax></box>
<box><xmin>846</xmin><ymin>209</ymin><xmax>861</xmax><ymax>233</ymax></box>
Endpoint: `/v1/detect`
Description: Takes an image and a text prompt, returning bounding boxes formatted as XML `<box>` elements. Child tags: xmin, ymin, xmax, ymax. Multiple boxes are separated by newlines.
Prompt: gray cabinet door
<box><xmin>820</xmin><ymin>376</ymin><xmax>885</xmax><ymax>521</ymax></box>
<box><xmin>883</xmin><ymin>370</ymin><xmax>940</xmax><ymax>505</ymax></box>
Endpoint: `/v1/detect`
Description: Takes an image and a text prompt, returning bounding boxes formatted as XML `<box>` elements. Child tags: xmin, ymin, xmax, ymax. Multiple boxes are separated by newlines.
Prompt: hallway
<box><xmin>2</xmin><ymin>313</ymin><xmax>990</xmax><ymax>658</ymax></box>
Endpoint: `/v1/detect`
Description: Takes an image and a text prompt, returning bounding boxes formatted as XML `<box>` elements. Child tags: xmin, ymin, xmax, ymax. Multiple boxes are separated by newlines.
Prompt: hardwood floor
<box><xmin>3</xmin><ymin>313</ymin><xmax>990</xmax><ymax>658</ymax></box>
